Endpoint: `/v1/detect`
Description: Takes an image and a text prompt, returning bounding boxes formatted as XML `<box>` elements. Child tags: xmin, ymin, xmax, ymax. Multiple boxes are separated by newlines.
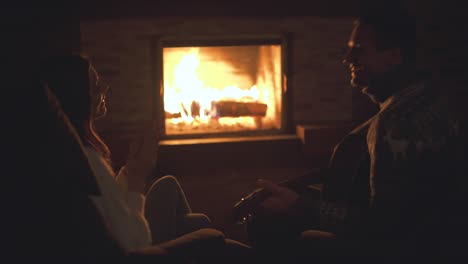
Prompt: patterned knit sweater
<box><xmin>320</xmin><ymin>78</ymin><xmax>468</xmax><ymax>255</ymax></box>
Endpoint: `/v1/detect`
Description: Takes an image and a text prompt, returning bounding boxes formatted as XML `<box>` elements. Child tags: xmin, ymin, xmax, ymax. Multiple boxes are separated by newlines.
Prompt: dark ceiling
<box><xmin>76</xmin><ymin>0</ymin><xmax>364</xmax><ymax>20</ymax></box>
<box><xmin>9</xmin><ymin>0</ymin><xmax>446</xmax><ymax>22</ymax></box>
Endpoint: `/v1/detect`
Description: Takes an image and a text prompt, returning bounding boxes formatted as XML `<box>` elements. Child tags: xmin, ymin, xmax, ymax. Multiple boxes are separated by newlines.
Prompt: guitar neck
<box><xmin>275</xmin><ymin>168</ymin><xmax>324</xmax><ymax>194</ymax></box>
<box><xmin>232</xmin><ymin>168</ymin><xmax>325</xmax><ymax>223</ymax></box>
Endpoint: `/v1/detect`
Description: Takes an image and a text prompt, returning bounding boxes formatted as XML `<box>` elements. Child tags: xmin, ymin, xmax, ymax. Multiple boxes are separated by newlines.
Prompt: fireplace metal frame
<box><xmin>151</xmin><ymin>33</ymin><xmax>293</xmax><ymax>140</ymax></box>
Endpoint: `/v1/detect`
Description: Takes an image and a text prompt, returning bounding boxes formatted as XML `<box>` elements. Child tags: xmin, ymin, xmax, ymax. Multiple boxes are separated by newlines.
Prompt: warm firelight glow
<box><xmin>163</xmin><ymin>45</ymin><xmax>282</xmax><ymax>135</ymax></box>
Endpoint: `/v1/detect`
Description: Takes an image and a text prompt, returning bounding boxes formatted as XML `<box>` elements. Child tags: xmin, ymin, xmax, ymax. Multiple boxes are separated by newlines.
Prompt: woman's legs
<box><xmin>178</xmin><ymin>212</ymin><xmax>212</xmax><ymax>236</ymax></box>
<box><xmin>145</xmin><ymin>176</ymin><xmax>256</xmax><ymax>262</ymax></box>
<box><xmin>155</xmin><ymin>228</ymin><xmax>256</xmax><ymax>263</ymax></box>
<box><xmin>145</xmin><ymin>175</ymin><xmax>212</xmax><ymax>243</ymax></box>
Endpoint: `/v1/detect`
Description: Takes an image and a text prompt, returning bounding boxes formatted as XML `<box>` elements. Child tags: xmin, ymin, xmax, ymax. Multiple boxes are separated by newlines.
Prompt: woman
<box><xmin>41</xmin><ymin>54</ymin><xmax>215</xmax><ymax>251</ymax></box>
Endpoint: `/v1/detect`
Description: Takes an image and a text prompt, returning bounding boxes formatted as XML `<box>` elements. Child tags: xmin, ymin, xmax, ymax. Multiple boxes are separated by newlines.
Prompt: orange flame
<box><xmin>163</xmin><ymin>46</ymin><xmax>281</xmax><ymax>133</ymax></box>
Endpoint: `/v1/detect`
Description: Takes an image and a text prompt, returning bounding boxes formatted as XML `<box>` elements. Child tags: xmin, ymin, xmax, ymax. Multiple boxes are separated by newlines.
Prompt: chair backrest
<box><xmin>4</xmin><ymin>72</ymin><xmax>125</xmax><ymax>255</ymax></box>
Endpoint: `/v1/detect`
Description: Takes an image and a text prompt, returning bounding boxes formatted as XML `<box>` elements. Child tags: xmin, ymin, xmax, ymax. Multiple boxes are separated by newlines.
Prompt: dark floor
<box><xmin>178</xmin><ymin>165</ymin><xmax>314</xmax><ymax>243</ymax></box>
<box><xmin>153</xmin><ymin>135</ymin><xmax>321</xmax><ymax>244</ymax></box>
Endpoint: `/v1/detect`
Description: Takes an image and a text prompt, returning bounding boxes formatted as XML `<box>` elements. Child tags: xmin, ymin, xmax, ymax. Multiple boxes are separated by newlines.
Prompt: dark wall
<box><xmin>4</xmin><ymin>5</ymin><xmax>80</xmax><ymax>62</ymax></box>
<box><xmin>9</xmin><ymin>0</ymin><xmax>467</xmax><ymax>167</ymax></box>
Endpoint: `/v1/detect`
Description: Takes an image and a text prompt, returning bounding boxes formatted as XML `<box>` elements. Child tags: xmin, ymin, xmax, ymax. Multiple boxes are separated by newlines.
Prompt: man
<box><xmin>246</xmin><ymin>5</ymin><xmax>468</xmax><ymax>261</ymax></box>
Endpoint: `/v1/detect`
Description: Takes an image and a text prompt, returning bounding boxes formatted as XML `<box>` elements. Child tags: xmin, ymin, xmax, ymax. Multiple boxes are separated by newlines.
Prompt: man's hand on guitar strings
<box><xmin>257</xmin><ymin>179</ymin><xmax>299</xmax><ymax>214</ymax></box>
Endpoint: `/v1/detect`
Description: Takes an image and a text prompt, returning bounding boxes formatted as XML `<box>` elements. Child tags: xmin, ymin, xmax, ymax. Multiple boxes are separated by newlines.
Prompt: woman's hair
<box><xmin>41</xmin><ymin>54</ymin><xmax>111</xmax><ymax>162</ymax></box>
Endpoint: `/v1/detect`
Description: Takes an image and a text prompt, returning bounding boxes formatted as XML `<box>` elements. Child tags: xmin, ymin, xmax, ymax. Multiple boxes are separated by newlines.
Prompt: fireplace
<box><xmin>152</xmin><ymin>34</ymin><xmax>291</xmax><ymax>140</ymax></box>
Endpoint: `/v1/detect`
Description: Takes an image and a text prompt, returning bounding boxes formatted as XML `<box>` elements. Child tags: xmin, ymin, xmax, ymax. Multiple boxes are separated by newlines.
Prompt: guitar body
<box><xmin>231</xmin><ymin>169</ymin><xmax>322</xmax><ymax>224</ymax></box>
<box><xmin>232</xmin><ymin>117</ymin><xmax>374</xmax><ymax>230</ymax></box>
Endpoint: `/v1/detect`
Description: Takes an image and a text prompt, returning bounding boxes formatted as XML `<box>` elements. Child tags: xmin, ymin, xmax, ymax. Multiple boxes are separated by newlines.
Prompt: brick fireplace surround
<box><xmin>80</xmin><ymin>15</ymin><xmax>377</xmax><ymax>243</ymax></box>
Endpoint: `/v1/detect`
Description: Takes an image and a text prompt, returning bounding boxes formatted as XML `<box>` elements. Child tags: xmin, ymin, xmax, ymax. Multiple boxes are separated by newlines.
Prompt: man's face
<box><xmin>344</xmin><ymin>23</ymin><xmax>402</xmax><ymax>91</ymax></box>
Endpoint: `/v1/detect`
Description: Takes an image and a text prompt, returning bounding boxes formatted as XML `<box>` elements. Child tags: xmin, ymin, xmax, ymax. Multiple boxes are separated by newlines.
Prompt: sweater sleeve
<box><xmin>115</xmin><ymin>165</ymin><xmax>129</xmax><ymax>193</ymax></box>
<box><xmin>127</xmin><ymin>192</ymin><xmax>147</xmax><ymax>216</ymax></box>
<box><xmin>85</xmin><ymin>147</ymin><xmax>152</xmax><ymax>250</ymax></box>
<box><xmin>116</xmin><ymin>165</ymin><xmax>147</xmax><ymax>215</ymax></box>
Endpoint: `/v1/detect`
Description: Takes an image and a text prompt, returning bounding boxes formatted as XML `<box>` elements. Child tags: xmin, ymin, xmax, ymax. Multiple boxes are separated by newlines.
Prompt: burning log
<box><xmin>212</xmin><ymin>101</ymin><xmax>267</xmax><ymax>117</ymax></box>
<box><xmin>165</xmin><ymin>101</ymin><xmax>200</xmax><ymax>119</ymax></box>
<box><xmin>165</xmin><ymin>112</ymin><xmax>181</xmax><ymax>118</ymax></box>
<box><xmin>165</xmin><ymin>101</ymin><xmax>268</xmax><ymax>119</ymax></box>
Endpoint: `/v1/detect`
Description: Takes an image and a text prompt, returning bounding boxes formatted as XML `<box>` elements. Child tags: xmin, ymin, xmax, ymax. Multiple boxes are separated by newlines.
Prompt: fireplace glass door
<box><xmin>156</xmin><ymin>35</ymin><xmax>287</xmax><ymax>138</ymax></box>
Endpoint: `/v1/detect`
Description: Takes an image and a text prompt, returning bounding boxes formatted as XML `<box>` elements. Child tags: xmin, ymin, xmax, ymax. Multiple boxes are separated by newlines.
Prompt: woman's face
<box><xmin>89</xmin><ymin>65</ymin><xmax>109</xmax><ymax>120</ymax></box>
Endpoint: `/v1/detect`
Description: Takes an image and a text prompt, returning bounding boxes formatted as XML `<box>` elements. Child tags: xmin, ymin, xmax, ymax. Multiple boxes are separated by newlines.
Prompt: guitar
<box><xmin>231</xmin><ymin>119</ymin><xmax>373</xmax><ymax>226</ymax></box>
<box><xmin>231</xmin><ymin>169</ymin><xmax>324</xmax><ymax>225</ymax></box>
